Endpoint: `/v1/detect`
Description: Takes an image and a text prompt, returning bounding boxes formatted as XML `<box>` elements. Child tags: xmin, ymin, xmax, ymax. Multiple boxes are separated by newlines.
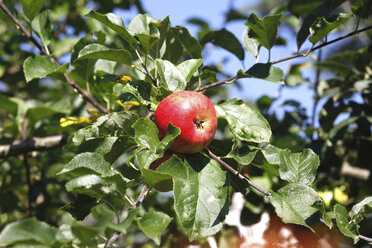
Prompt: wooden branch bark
<box><xmin>0</xmin><ymin>134</ymin><xmax>69</xmax><ymax>159</ymax></box>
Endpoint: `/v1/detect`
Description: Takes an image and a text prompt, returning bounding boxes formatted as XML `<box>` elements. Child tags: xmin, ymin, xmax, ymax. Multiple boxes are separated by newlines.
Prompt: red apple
<box><xmin>154</xmin><ymin>91</ymin><xmax>217</xmax><ymax>154</ymax></box>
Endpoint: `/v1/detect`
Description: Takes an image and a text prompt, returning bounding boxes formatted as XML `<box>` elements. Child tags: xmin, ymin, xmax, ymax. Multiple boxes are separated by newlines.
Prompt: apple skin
<box><xmin>154</xmin><ymin>91</ymin><xmax>217</xmax><ymax>154</ymax></box>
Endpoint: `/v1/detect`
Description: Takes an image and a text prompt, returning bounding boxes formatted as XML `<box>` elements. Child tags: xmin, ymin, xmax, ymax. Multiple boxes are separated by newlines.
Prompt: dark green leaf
<box><xmin>352</xmin><ymin>0</ymin><xmax>372</xmax><ymax>18</ymax></box>
<box><xmin>20</xmin><ymin>0</ymin><xmax>46</xmax><ymax>21</ymax></box>
<box><xmin>31</xmin><ymin>10</ymin><xmax>52</xmax><ymax>48</ymax></box>
<box><xmin>156</xmin><ymin>59</ymin><xmax>187</xmax><ymax>92</ymax></box>
<box><xmin>216</xmin><ymin>98</ymin><xmax>271</xmax><ymax>143</ymax></box>
<box><xmin>226</xmin><ymin>142</ymin><xmax>258</xmax><ymax>166</ymax></box>
<box><xmin>74</xmin><ymin>44</ymin><xmax>132</xmax><ymax>64</ymax></box>
<box><xmin>85</xmin><ymin>10</ymin><xmax>138</xmax><ymax>49</ymax></box>
<box><xmin>238</xmin><ymin>63</ymin><xmax>284</xmax><ymax>84</ymax></box>
<box><xmin>23</xmin><ymin>55</ymin><xmax>57</xmax><ymax>82</ymax></box>
<box><xmin>200</xmin><ymin>28</ymin><xmax>244</xmax><ymax>60</ymax></box>
<box><xmin>0</xmin><ymin>217</ymin><xmax>57</xmax><ymax>246</ymax></box>
<box><xmin>138</xmin><ymin>210</ymin><xmax>172</xmax><ymax>245</ymax></box>
<box><xmin>0</xmin><ymin>95</ymin><xmax>18</xmax><ymax>116</ymax></box>
<box><xmin>108</xmin><ymin>208</ymin><xmax>140</xmax><ymax>232</ymax></box>
<box><xmin>334</xmin><ymin>204</ymin><xmax>359</xmax><ymax>244</ymax></box>
<box><xmin>171</xmin><ymin>26</ymin><xmax>202</xmax><ymax>58</ymax></box>
<box><xmin>270</xmin><ymin>183</ymin><xmax>320</xmax><ymax>229</ymax></box>
<box><xmin>309</xmin><ymin>13</ymin><xmax>351</xmax><ymax>46</ymax></box>
<box><xmin>278</xmin><ymin>148</ymin><xmax>319</xmax><ymax>185</ymax></box>
<box><xmin>244</xmin><ymin>13</ymin><xmax>281</xmax><ymax>50</ymax></box>
<box><xmin>288</xmin><ymin>0</ymin><xmax>324</xmax><ymax>16</ymax></box>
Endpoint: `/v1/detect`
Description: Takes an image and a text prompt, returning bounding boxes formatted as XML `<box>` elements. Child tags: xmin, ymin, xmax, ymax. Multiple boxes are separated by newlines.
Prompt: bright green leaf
<box><xmin>270</xmin><ymin>183</ymin><xmax>321</xmax><ymax>229</ymax></box>
<box><xmin>215</xmin><ymin>98</ymin><xmax>272</xmax><ymax>143</ymax></box>
<box><xmin>156</xmin><ymin>59</ymin><xmax>187</xmax><ymax>92</ymax></box>
<box><xmin>334</xmin><ymin>204</ymin><xmax>359</xmax><ymax>244</ymax></box>
<box><xmin>23</xmin><ymin>55</ymin><xmax>57</xmax><ymax>82</ymax></box>
<box><xmin>31</xmin><ymin>10</ymin><xmax>52</xmax><ymax>48</ymax></box>
<box><xmin>200</xmin><ymin>28</ymin><xmax>245</xmax><ymax>60</ymax></box>
<box><xmin>177</xmin><ymin>58</ymin><xmax>203</xmax><ymax>82</ymax></box>
<box><xmin>245</xmin><ymin>13</ymin><xmax>282</xmax><ymax>50</ymax></box>
<box><xmin>242</xmin><ymin>27</ymin><xmax>260</xmax><ymax>58</ymax></box>
<box><xmin>70</xmin><ymin>221</ymin><xmax>100</xmax><ymax>245</ymax></box>
<box><xmin>161</xmin><ymin>153</ymin><xmax>229</xmax><ymax>240</ymax></box>
<box><xmin>278</xmin><ymin>148</ymin><xmax>319</xmax><ymax>185</ymax></box>
<box><xmin>75</xmin><ymin>44</ymin><xmax>132</xmax><ymax>64</ymax></box>
<box><xmin>138</xmin><ymin>210</ymin><xmax>172</xmax><ymax>245</ymax></box>
<box><xmin>309</xmin><ymin>13</ymin><xmax>351</xmax><ymax>46</ymax></box>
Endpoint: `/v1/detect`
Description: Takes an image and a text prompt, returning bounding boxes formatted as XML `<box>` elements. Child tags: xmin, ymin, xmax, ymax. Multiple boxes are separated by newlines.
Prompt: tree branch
<box><xmin>205</xmin><ymin>148</ymin><xmax>271</xmax><ymax>197</ymax></box>
<box><xmin>196</xmin><ymin>24</ymin><xmax>372</xmax><ymax>92</ymax></box>
<box><xmin>0</xmin><ymin>134</ymin><xmax>69</xmax><ymax>159</ymax></box>
<box><xmin>0</xmin><ymin>1</ymin><xmax>110</xmax><ymax>114</ymax></box>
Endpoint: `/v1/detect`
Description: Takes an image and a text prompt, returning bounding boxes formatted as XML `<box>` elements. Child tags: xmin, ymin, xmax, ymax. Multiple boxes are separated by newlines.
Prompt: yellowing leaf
<box><xmin>59</xmin><ymin>117</ymin><xmax>91</xmax><ymax>127</ymax></box>
<box><xmin>87</xmin><ymin>109</ymin><xmax>100</xmax><ymax>120</ymax></box>
<box><xmin>116</xmin><ymin>100</ymin><xmax>140</xmax><ymax>110</ymax></box>
<box><xmin>318</xmin><ymin>190</ymin><xmax>333</xmax><ymax>208</ymax></box>
<box><xmin>115</xmin><ymin>75</ymin><xmax>132</xmax><ymax>84</ymax></box>
<box><xmin>334</xmin><ymin>187</ymin><xmax>348</xmax><ymax>204</ymax></box>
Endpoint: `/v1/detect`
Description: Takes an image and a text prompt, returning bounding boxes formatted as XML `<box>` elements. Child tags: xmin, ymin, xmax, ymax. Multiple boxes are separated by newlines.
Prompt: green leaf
<box><xmin>171</xmin><ymin>26</ymin><xmax>202</xmax><ymax>58</ymax></box>
<box><xmin>285</xmin><ymin>63</ymin><xmax>308</xmax><ymax>87</ymax></box>
<box><xmin>31</xmin><ymin>10</ymin><xmax>52</xmax><ymax>48</ymax></box>
<box><xmin>352</xmin><ymin>0</ymin><xmax>372</xmax><ymax>18</ymax></box>
<box><xmin>118</xmin><ymin>79</ymin><xmax>153</xmax><ymax>105</ymax></box>
<box><xmin>108</xmin><ymin>208</ymin><xmax>140</xmax><ymax>232</ymax></box>
<box><xmin>252</xmin><ymin>144</ymin><xmax>282</xmax><ymax>175</ymax></box>
<box><xmin>350</xmin><ymin>196</ymin><xmax>372</xmax><ymax>224</ymax></box>
<box><xmin>288</xmin><ymin>0</ymin><xmax>324</xmax><ymax>16</ymax></box>
<box><xmin>58</xmin><ymin>152</ymin><xmax>117</xmax><ymax>177</ymax></box>
<box><xmin>0</xmin><ymin>217</ymin><xmax>57</xmax><ymax>246</ymax></box>
<box><xmin>156</xmin><ymin>59</ymin><xmax>187</xmax><ymax>92</ymax></box>
<box><xmin>55</xmin><ymin>224</ymin><xmax>75</xmax><ymax>244</ymax></box>
<box><xmin>270</xmin><ymin>183</ymin><xmax>320</xmax><ymax>229</ymax></box>
<box><xmin>177</xmin><ymin>58</ymin><xmax>203</xmax><ymax>82</ymax></box>
<box><xmin>23</xmin><ymin>55</ymin><xmax>57</xmax><ymax>82</ymax></box>
<box><xmin>215</xmin><ymin>98</ymin><xmax>271</xmax><ymax>143</ymax></box>
<box><xmin>238</xmin><ymin>63</ymin><xmax>284</xmax><ymax>84</ymax></box>
<box><xmin>278</xmin><ymin>148</ymin><xmax>319</xmax><ymax>185</ymax></box>
<box><xmin>70</xmin><ymin>221</ymin><xmax>100</xmax><ymax>245</ymax></box>
<box><xmin>68</xmin><ymin>111</ymin><xmax>138</xmax><ymax>147</ymax></box>
<box><xmin>244</xmin><ymin>13</ymin><xmax>281</xmax><ymax>50</ymax></box>
<box><xmin>74</xmin><ymin>44</ymin><xmax>132</xmax><ymax>64</ymax></box>
<box><xmin>20</xmin><ymin>0</ymin><xmax>46</xmax><ymax>21</ymax></box>
<box><xmin>334</xmin><ymin>204</ymin><xmax>359</xmax><ymax>244</ymax></box>
<box><xmin>138</xmin><ymin>210</ymin><xmax>172</xmax><ymax>245</ymax></box>
<box><xmin>160</xmin><ymin>153</ymin><xmax>229</xmax><ymax>240</ymax></box>
<box><xmin>309</xmin><ymin>13</ymin><xmax>351</xmax><ymax>46</ymax></box>
<box><xmin>200</xmin><ymin>28</ymin><xmax>244</xmax><ymax>60</ymax></box>
<box><xmin>132</xmin><ymin>118</ymin><xmax>180</xmax><ymax>168</ymax></box>
<box><xmin>226</xmin><ymin>142</ymin><xmax>258</xmax><ymax>166</ymax></box>
<box><xmin>0</xmin><ymin>95</ymin><xmax>18</xmax><ymax>116</ymax></box>
<box><xmin>85</xmin><ymin>10</ymin><xmax>138</xmax><ymax>49</ymax></box>
<box><xmin>66</xmin><ymin>175</ymin><xmax>126</xmax><ymax>210</ymax></box>
<box><xmin>128</xmin><ymin>14</ymin><xmax>161</xmax><ymax>51</ymax></box>
<box><xmin>242</xmin><ymin>27</ymin><xmax>260</xmax><ymax>58</ymax></box>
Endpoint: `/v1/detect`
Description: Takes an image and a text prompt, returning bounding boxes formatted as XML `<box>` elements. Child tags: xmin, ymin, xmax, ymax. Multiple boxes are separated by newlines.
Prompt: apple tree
<box><xmin>0</xmin><ymin>0</ymin><xmax>372</xmax><ymax>247</ymax></box>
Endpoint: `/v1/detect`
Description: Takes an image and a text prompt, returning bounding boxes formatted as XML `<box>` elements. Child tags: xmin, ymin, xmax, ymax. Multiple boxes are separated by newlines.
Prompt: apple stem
<box><xmin>205</xmin><ymin>148</ymin><xmax>271</xmax><ymax>197</ymax></box>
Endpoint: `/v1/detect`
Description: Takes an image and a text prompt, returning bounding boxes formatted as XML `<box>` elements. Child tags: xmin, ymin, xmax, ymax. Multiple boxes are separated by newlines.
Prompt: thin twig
<box><xmin>134</xmin><ymin>185</ymin><xmax>149</xmax><ymax>207</ymax></box>
<box><xmin>205</xmin><ymin>148</ymin><xmax>271</xmax><ymax>196</ymax></box>
<box><xmin>359</xmin><ymin>234</ymin><xmax>372</xmax><ymax>243</ymax></box>
<box><xmin>0</xmin><ymin>1</ymin><xmax>110</xmax><ymax>114</ymax></box>
<box><xmin>195</xmin><ymin>25</ymin><xmax>372</xmax><ymax>92</ymax></box>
